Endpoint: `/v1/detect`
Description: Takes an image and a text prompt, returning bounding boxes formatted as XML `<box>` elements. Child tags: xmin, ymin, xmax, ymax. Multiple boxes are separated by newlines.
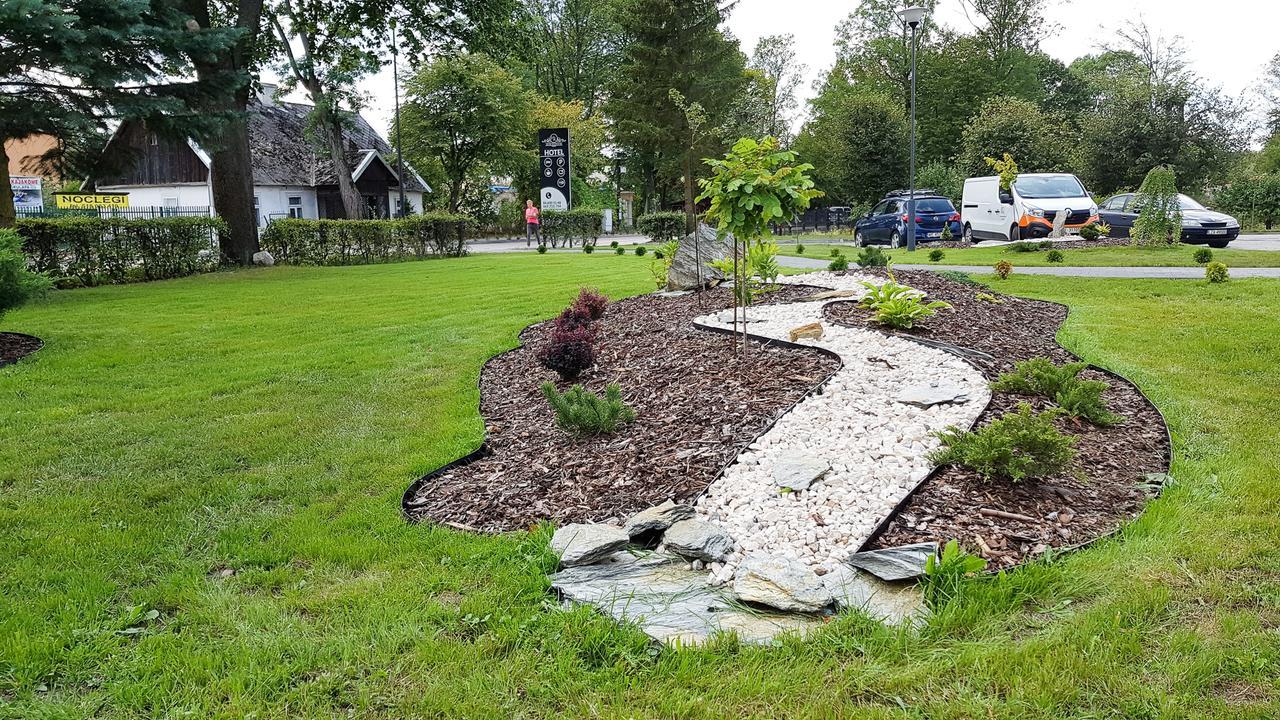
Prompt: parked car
<box><xmin>961</xmin><ymin>173</ymin><xmax>1099</xmax><ymax>242</ymax></box>
<box><xmin>1097</xmin><ymin>193</ymin><xmax>1240</xmax><ymax>247</ymax></box>
<box><xmin>854</xmin><ymin>191</ymin><xmax>961</xmax><ymax>248</ymax></box>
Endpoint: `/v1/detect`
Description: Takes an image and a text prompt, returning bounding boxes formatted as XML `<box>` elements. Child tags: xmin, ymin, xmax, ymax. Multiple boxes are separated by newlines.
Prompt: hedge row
<box><xmin>540</xmin><ymin>208</ymin><xmax>602</xmax><ymax>247</ymax></box>
<box><xmin>636</xmin><ymin>211</ymin><xmax>686</xmax><ymax>244</ymax></box>
<box><xmin>18</xmin><ymin>216</ymin><xmax>225</xmax><ymax>286</ymax></box>
<box><xmin>258</xmin><ymin>214</ymin><xmax>472</xmax><ymax>265</ymax></box>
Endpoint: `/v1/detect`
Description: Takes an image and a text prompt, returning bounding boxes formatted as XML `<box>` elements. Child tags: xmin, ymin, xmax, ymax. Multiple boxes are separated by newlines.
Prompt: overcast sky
<box><xmin>332</xmin><ymin>0</ymin><xmax>1276</xmax><ymax>138</ymax></box>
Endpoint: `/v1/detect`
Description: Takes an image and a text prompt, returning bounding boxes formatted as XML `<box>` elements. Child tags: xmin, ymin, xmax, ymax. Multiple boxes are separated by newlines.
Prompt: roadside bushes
<box><xmin>1205</xmin><ymin>261</ymin><xmax>1229</xmax><ymax>283</ymax></box>
<box><xmin>856</xmin><ymin>246</ymin><xmax>891</xmax><ymax>267</ymax></box>
<box><xmin>636</xmin><ymin>211</ymin><xmax>685</xmax><ymax>245</ymax></box>
<box><xmin>1193</xmin><ymin>247</ymin><xmax>1213</xmax><ymax>264</ymax></box>
<box><xmin>1046</xmin><ymin>249</ymin><xmax>1065</xmax><ymax>263</ymax></box>
<box><xmin>1</xmin><ymin>229</ymin><xmax>52</xmax><ymax>319</ymax></box>
<box><xmin>17</xmin><ymin>216</ymin><xmax>225</xmax><ymax>285</ymax></box>
<box><xmin>259</xmin><ymin>213</ymin><xmax>471</xmax><ymax>265</ymax></box>
<box><xmin>541</xmin><ymin>209</ymin><xmax>602</xmax><ymax>248</ymax></box>
<box><xmin>1131</xmin><ymin>165</ymin><xmax>1182</xmax><ymax>246</ymax></box>
<box><xmin>994</xmin><ymin>260</ymin><xmax>1013</xmax><ymax>279</ymax></box>
<box><xmin>1078</xmin><ymin>223</ymin><xmax>1101</xmax><ymax>240</ymax></box>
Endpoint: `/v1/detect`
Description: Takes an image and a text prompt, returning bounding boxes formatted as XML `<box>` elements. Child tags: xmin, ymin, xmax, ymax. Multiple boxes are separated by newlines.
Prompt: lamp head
<box><xmin>897</xmin><ymin>5</ymin><xmax>927</xmax><ymax>28</ymax></box>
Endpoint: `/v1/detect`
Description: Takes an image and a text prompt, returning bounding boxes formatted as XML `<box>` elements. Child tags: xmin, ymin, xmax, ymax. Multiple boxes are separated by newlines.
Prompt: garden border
<box><xmin>0</xmin><ymin>332</ymin><xmax>45</xmax><ymax>369</ymax></box>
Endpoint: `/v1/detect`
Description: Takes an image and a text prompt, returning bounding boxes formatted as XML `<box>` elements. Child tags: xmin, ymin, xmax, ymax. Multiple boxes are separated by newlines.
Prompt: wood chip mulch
<box><xmin>404</xmin><ymin>285</ymin><xmax>840</xmax><ymax>533</ymax></box>
<box><xmin>0</xmin><ymin>332</ymin><xmax>43</xmax><ymax>368</ymax></box>
<box><xmin>824</xmin><ymin>269</ymin><xmax>1171</xmax><ymax>569</ymax></box>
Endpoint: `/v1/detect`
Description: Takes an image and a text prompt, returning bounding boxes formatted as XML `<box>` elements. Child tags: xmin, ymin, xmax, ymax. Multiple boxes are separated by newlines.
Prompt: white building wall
<box><xmin>253</xmin><ymin>186</ymin><xmax>318</xmax><ymax>226</ymax></box>
<box><xmin>96</xmin><ymin>183</ymin><xmax>212</xmax><ymax>210</ymax></box>
<box><xmin>388</xmin><ymin>190</ymin><xmax>426</xmax><ymax>215</ymax></box>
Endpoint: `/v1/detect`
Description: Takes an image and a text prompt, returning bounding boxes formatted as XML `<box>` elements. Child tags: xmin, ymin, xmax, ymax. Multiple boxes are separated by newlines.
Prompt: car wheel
<box><xmin>890</xmin><ymin>230</ymin><xmax>901</xmax><ymax>249</ymax></box>
<box><xmin>1009</xmin><ymin>224</ymin><xmax>1021</xmax><ymax>242</ymax></box>
<box><xmin>855</xmin><ymin>230</ymin><xmax>867</xmax><ymax>247</ymax></box>
<box><xmin>963</xmin><ymin>223</ymin><xmax>974</xmax><ymax>243</ymax></box>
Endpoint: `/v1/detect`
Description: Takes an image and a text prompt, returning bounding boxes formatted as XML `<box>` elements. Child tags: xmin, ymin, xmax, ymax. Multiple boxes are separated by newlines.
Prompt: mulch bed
<box><xmin>0</xmin><ymin>332</ymin><xmax>43</xmax><ymax>368</ymax></box>
<box><xmin>824</xmin><ymin>269</ymin><xmax>1170</xmax><ymax>569</ymax></box>
<box><xmin>404</xmin><ymin>285</ymin><xmax>840</xmax><ymax>533</ymax></box>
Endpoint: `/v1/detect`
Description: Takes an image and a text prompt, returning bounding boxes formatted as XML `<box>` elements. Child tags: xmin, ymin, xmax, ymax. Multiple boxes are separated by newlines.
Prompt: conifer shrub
<box><xmin>929</xmin><ymin>403</ymin><xmax>1075</xmax><ymax>482</ymax></box>
<box><xmin>541</xmin><ymin>383</ymin><xmax>636</xmax><ymax>437</ymax></box>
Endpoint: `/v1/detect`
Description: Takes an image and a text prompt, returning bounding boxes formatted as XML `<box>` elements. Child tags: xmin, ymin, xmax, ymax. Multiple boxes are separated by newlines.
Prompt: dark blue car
<box><xmin>854</xmin><ymin>192</ymin><xmax>962</xmax><ymax>248</ymax></box>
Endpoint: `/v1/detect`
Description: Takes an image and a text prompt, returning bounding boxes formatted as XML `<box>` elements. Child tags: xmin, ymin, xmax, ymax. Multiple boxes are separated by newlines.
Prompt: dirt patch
<box><xmin>824</xmin><ymin>269</ymin><xmax>1170</xmax><ymax>569</ymax></box>
<box><xmin>404</xmin><ymin>286</ymin><xmax>840</xmax><ymax>533</ymax></box>
<box><xmin>0</xmin><ymin>332</ymin><xmax>43</xmax><ymax>368</ymax></box>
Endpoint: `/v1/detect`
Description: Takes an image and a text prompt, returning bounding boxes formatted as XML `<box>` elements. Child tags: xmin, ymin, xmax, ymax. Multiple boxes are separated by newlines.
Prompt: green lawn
<box><xmin>779</xmin><ymin>241</ymin><xmax>1280</xmax><ymax>267</ymax></box>
<box><xmin>3</xmin><ymin>255</ymin><xmax>1278</xmax><ymax>718</ymax></box>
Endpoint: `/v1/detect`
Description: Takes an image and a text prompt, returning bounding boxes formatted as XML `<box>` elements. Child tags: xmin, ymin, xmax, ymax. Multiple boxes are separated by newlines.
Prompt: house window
<box><xmin>254</xmin><ymin>196</ymin><xmax>262</xmax><ymax>227</ymax></box>
<box><xmin>149</xmin><ymin>132</ymin><xmax>159</xmax><ymax>146</ymax></box>
<box><xmin>162</xmin><ymin>196</ymin><xmax>179</xmax><ymax>208</ymax></box>
<box><xmin>288</xmin><ymin>196</ymin><xmax>303</xmax><ymax>219</ymax></box>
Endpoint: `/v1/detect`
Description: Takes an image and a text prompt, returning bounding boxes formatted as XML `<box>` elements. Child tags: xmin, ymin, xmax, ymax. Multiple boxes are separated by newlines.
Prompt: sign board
<box><xmin>538</xmin><ymin>128</ymin><xmax>571</xmax><ymax>211</ymax></box>
<box><xmin>53</xmin><ymin>192</ymin><xmax>129</xmax><ymax>210</ymax></box>
<box><xmin>10</xmin><ymin>176</ymin><xmax>43</xmax><ymax>210</ymax></box>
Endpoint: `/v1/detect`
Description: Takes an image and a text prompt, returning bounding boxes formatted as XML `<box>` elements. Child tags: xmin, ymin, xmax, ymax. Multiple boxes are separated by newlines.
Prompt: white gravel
<box><xmin>692</xmin><ymin>271</ymin><xmax>989</xmax><ymax>581</ymax></box>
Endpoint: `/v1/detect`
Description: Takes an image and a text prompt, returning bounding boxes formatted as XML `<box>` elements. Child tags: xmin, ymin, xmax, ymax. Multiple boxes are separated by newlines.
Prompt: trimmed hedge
<box><xmin>636</xmin><ymin>211</ymin><xmax>686</xmax><ymax>244</ymax></box>
<box><xmin>18</xmin><ymin>216</ymin><xmax>225</xmax><ymax>286</ymax></box>
<box><xmin>540</xmin><ymin>208</ymin><xmax>602</xmax><ymax>248</ymax></box>
<box><xmin>258</xmin><ymin>213</ymin><xmax>472</xmax><ymax>265</ymax></box>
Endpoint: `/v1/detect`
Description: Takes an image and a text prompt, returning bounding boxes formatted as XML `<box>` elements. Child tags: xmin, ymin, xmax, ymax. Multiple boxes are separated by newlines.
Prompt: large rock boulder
<box><xmin>733</xmin><ymin>554</ymin><xmax>834</xmax><ymax>613</ymax></box>
<box><xmin>667</xmin><ymin>223</ymin><xmax>733</xmax><ymax>291</ymax></box>
<box><xmin>252</xmin><ymin>250</ymin><xmax>275</xmax><ymax>266</ymax></box>
<box><xmin>662</xmin><ymin>519</ymin><xmax>734</xmax><ymax>562</ymax></box>
<box><xmin>550</xmin><ymin>523</ymin><xmax>630</xmax><ymax>567</ymax></box>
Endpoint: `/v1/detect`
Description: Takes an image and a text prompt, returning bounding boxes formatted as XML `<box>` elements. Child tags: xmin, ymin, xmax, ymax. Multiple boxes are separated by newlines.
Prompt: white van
<box><xmin>960</xmin><ymin>173</ymin><xmax>1099</xmax><ymax>242</ymax></box>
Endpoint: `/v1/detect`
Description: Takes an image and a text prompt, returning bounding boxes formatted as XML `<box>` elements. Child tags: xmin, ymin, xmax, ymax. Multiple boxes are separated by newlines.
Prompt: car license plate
<box><xmin>927</xmin><ymin>232</ymin><xmax>941</xmax><ymax>238</ymax></box>
<box><xmin>1207</xmin><ymin>229</ymin><xmax>1227</xmax><ymax>235</ymax></box>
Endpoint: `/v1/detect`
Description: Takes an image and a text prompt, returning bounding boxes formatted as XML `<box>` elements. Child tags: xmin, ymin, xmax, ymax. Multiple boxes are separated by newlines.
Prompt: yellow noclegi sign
<box><xmin>53</xmin><ymin>192</ymin><xmax>130</xmax><ymax>210</ymax></box>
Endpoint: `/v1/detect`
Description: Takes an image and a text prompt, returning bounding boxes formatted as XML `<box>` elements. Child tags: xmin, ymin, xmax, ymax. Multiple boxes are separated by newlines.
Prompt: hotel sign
<box><xmin>538</xmin><ymin>128</ymin><xmax>571</xmax><ymax>211</ymax></box>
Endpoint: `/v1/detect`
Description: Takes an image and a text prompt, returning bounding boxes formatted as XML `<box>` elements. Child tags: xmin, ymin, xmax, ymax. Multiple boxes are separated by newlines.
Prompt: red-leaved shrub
<box><xmin>539</xmin><ymin>325</ymin><xmax>596</xmax><ymax>380</ymax></box>
<box><xmin>573</xmin><ymin>287</ymin><xmax>609</xmax><ymax>320</ymax></box>
<box><xmin>554</xmin><ymin>304</ymin><xmax>595</xmax><ymax>334</ymax></box>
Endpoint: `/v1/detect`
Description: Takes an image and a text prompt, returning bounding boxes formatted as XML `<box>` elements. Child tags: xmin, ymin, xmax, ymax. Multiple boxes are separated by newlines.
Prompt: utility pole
<box><xmin>897</xmin><ymin>6</ymin><xmax>926</xmax><ymax>252</ymax></box>
<box><xmin>391</xmin><ymin>17</ymin><xmax>407</xmax><ymax>218</ymax></box>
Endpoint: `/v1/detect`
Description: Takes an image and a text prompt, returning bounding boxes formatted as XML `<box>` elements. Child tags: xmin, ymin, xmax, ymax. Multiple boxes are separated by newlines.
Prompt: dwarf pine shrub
<box><xmin>929</xmin><ymin>403</ymin><xmax>1075</xmax><ymax>482</ymax></box>
<box><xmin>541</xmin><ymin>383</ymin><xmax>636</xmax><ymax>437</ymax></box>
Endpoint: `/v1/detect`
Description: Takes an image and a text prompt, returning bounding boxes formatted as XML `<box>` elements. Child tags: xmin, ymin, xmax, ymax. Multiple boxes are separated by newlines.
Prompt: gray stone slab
<box><xmin>822</xmin><ymin>564</ymin><xmax>927</xmax><ymax>625</ymax></box>
<box><xmin>550</xmin><ymin>552</ymin><xmax>824</xmax><ymax>646</ymax></box>
<box><xmin>772</xmin><ymin>456</ymin><xmax>830</xmax><ymax>492</ymax></box>
<box><xmin>622</xmin><ymin>500</ymin><xmax>696</xmax><ymax>537</ymax></box>
<box><xmin>846</xmin><ymin>542</ymin><xmax>939</xmax><ymax>581</ymax></box>
<box><xmin>550</xmin><ymin>523</ymin><xmax>630</xmax><ymax>567</ymax></box>
<box><xmin>897</xmin><ymin>382</ymin><xmax>970</xmax><ymax>408</ymax></box>
<box><xmin>663</xmin><ymin>519</ymin><xmax>734</xmax><ymax>562</ymax></box>
<box><xmin>733</xmin><ymin>554</ymin><xmax>834</xmax><ymax>612</ymax></box>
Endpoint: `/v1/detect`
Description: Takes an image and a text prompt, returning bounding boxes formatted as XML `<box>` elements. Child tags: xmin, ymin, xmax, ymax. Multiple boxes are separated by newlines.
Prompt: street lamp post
<box><xmin>897</xmin><ymin>5</ymin><xmax>926</xmax><ymax>251</ymax></box>
<box><xmin>390</xmin><ymin>18</ymin><xmax>407</xmax><ymax>218</ymax></box>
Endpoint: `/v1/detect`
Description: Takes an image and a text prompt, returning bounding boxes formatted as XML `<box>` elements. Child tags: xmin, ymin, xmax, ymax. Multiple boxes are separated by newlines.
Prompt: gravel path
<box><xmin>691</xmin><ymin>272</ymin><xmax>988</xmax><ymax>581</ymax></box>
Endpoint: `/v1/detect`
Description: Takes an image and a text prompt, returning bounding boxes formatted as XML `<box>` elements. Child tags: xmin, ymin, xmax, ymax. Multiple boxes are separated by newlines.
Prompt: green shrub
<box><xmin>1205</xmin><ymin>261</ymin><xmax>1228</xmax><ymax>283</ymax></box>
<box><xmin>928</xmin><ymin>248</ymin><xmax>945</xmax><ymax>262</ymax></box>
<box><xmin>922</xmin><ymin>539</ymin><xmax>987</xmax><ymax>609</ymax></box>
<box><xmin>856</xmin><ymin>246</ymin><xmax>891</xmax><ymax>267</ymax></box>
<box><xmin>940</xmin><ymin>223</ymin><xmax>954</xmax><ymax>241</ymax></box>
<box><xmin>829</xmin><ymin>247</ymin><xmax>841</xmax><ymax>258</ymax></box>
<box><xmin>17</xmin><ymin>215</ymin><xmax>228</xmax><ymax>284</ymax></box>
<box><xmin>540</xmin><ymin>383</ymin><xmax>636</xmax><ymax>437</ymax></box>
<box><xmin>583</xmin><ymin>244</ymin><xmax>594</xmax><ymax>254</ymax></box>
<box><xmin>542</xmin><ymin>209</ymin><xmax>603</xmax><ymax>247</ymax></box>
<box><xmin>614</xmin><ymin>246</ymin><xmax>625</xmax><ymax>255</ymax></box>
<box><xmin>1131</xmin><ymin>165</ymin><xmax>1182</xmax><ymax>246</ymax></box>
<box><xmin>634</xmin><ymin>246</ymin><xmax>647</xmax><ymax>256</ymax></box>
<box><xmin>936</xmin><ymin>270</ymin><xmax>986</xmax><ymax>288</ymax></box>
<box><xmin>1193</xmin><ymin>247</ymin><xmax>1213</xmax><ymax>264</ymax></box>
<box><xmin>828</xmin><ymin>254</ymin><xmax>849</xmax><ymax>271</ymax></box>
<box><xmin>610</xmin><ymin>240</ymin><xmax>619</xmax><ymax>248</ymax></box>
<box><xmin>635</xmin><ymin>211</ymin><xmax>685</xmax><ymax>244</ymax></box>
<box><xmin>929</xmin><ymin>403</ymin><xmax>1075</xmax><ymax>482</ymax></box>
<box><xmin>1007</xmin><ymin>241</ymin><xmax>1041</xmax><ymax>253</ymax></box>
<box><xmin>1046</xmin><ymin>249</ymin><xmax>1065</xmax><ymax>263</ymax></box>
<box><xmin>796</xmin><ymin>243</ymin><xmax>805</xmax><ymax>254</ymax></box>
<box><xmin>994</xmin><ymin>260</ymin><xmax>1013</xmax><ymax>279</ymax></box>
<box><xmin>870</xmin><ymin>295</ymin><xmax>952</xmax><ymax>329</ymax></box>
<box><xmin>1078</xmin><ymin>223</ymin><xmax>1101</xmax><ymax>240</ymax></box>
<box><xmin>258</xmin><ymin>214</ymin><xmax>471</xmax><ymax>266</ymax></box>
<box><xmin>975</xmin><ymin>292</ymin><xmax>1002</xmax><ymax>304</ymax></box>
<box><xmin>536</xmin><ymin>244</ymin><xmax>548</xmax><ymax>254</ymax></box>
<box><xmin>859</xmin><ymin>278</ymin><xmax>920</xmax><ymax>309</ymax></box>
<box><xmin>1</xmin><ymin>229</ymin><xmax>52</xmax><ymax>320</ymax></box>
<box><xmin>992</xmin><ymin>357</ymin><xmax>1123</xmax><ymax>426</ymax></box>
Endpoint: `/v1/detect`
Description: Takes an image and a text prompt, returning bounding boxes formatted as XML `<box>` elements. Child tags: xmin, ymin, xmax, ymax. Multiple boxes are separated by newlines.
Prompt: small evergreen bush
<box><xmin>583</xmin><ymin>244</ymin><xmax>594</xmax><ymax>254</ymax></box>
<box><xmin>1046</xmin><ymin>249</ymin><xmax>1065</xmax><ymax>263</ymax></box>
<box><xmin>536</xmin><ymin>244</ymin><xmax>548</xmax><ymax>254</ymax></box>
<box><xmin>1205</xmin><ymin>261</ymin><xmax>1229</xmax><ymax>283</ymax></box>
<box><xmin>1008</xmin><ymin>241</ymin><xmax>1041</xmax><ymax>253</ymax></box>
<box><xmin>615</xmin><ymin>246</ymin><xmax>625</xmax><ymax>255</ymax></box>
<box><xmin>856</xmin><ymin>246</ymin><xmax>891</xmax><ymax>267</ymax></box>
<box><xmin>540</xmin><ymin>383</ymin><xmax>636</xmax><ymax>437</ymax></box>
<box><xmin>994</xmin><ymin>260</ymin><xmax>1013</xmax><ymax>279</ymax></box>
<box><xmin>828</xmin><ymin>254</ymin><xmax>849</xmax><ymax>271</ymax></box>
<box><xmin>829</xmin><ymin>247</ymin><xmax>840</xmax><ymax>258</ymax></box>
<box><xmin>1</xmin><ymin>229</ymin><xmax>52</xmax><ymax>320</ymax></box>
<box><xmin>1193</xmin><ymin>247</ymin><xmax>1213</xmax><ymax>265</ymax></box>
<box><xmin>1078</xmin><ymin>223</ymin><xmax>1101</xmax><ymax>240</ymax></box>
<box><xmin>796</xmin><ymin>243</ymin><xmax>805</xmax><ymax>255</ymax></box>
<box><xmin>929</xmin><ymin>403</ymin><xmax>1075</xmax><ymax>482</ymax></box>
<box><xmin>610</xmin><ymin>240</ymin><xmax>619</xmax><ymax>248</ymax></box>
<box><xmin>937</xmin><ymin>270</ymin><xmax>986</xmax><ymax>288</ymax></box>
<box><xmin>929</xmin><ymin>248</ymin><xmax>945</xmax><ymax>262</ymax></box>
<box><xmin>992</xmin><ymin>357</ymin><xmax>1123</xmax><ymax>426</ymax></box>
<box><xmin>634</xmin><ymin>246</ymin><xmax>647</xmax><ymax>256</ymax></box>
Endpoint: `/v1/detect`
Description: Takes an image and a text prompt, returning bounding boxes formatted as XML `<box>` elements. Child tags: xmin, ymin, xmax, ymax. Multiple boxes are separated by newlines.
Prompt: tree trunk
<box><xmin>317</xmin><ymin>100</ymin><xmax>362</xmax><ymax>219</ymax></box>
<box><xmin>0</xmin><ymin>142</ymin><xmax>15</xmax><ymax>228</ymax></box>
<box><xmin>683</xmin><ymin>152</ymin><xmax>695</xmax><ymax>235</ymax></box>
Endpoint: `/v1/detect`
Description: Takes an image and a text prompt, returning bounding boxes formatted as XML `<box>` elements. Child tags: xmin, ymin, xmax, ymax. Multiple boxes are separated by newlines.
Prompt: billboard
<box><xmin>538</xmin><ymin>128</ymin><xmax>571</xmax><ymax>211</ymax></box>
<box><xmin>10</xmin><ymin>176</ymin><xmax>43</xmax><ymax>210</ymax></box>
<box><xmin>53</xmin><ymin>192</ymin><xmax>129</xmax><ymax>210</ymax></box>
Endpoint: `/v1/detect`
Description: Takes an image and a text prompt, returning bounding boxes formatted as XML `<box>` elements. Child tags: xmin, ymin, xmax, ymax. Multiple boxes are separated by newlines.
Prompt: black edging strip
<box><xmin>0</xmin><ymin>332</ymin><xmax>45</xmax><ymax>368</ymax></box>
<box><xmin>400</xmin><ymin>287</ymin><xmax>845</xmax><ymax>526</ymax></box>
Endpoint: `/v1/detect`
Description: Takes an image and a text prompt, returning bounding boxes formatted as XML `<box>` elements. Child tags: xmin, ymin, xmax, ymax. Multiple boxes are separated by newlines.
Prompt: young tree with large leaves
<box><xmin>397</xmin><ymin>52</ymin><xmax>531</xmax><ymax>213</ymax></box>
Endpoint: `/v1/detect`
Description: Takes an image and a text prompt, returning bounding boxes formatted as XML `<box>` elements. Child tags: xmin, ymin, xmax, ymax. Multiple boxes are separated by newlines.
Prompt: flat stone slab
<box><xmin>822</xmin><ymin>564</ymin><xmax>927</xmax><ymax>625</ymax></box>
<box><xmin>551</xmin><ymin>523</ymin><xmax>630</xmax><ymax>567</ymax></box>
<box><xmin>772</xmin><ymin>456</ymin><xmax>830</xmax><ymax>492</ymax></box>
<box><xmin>799</xmin><ymin>289</ymin><xmax>859</xmax><ymax>301</ymax></box>
<box><xmin>623</xmin><ymin>500</ymin><xmax>695</xmax><ymax>537</ymax></box>
<box><xmin>896</xmin><ymin>382</ymin><xmax>971</xmax><ymax>408</ymax></box>
<box><xmin>550</xmin><ymin>552</ymin><xmax>824</xmax><ymax>646</ymax></box>
<box><xmin>733</xmin><ymin>554</ymin><xmax>834</xmax><ymax>612</ymax></box>
<box><xmin>653</xmin><ymin>290</ymin><xmax>693</xmax><ymax>298</ymax></box>
<box><xmin>846</xmin><ymin>542</ymin><xmax>939</xmax><ymax>581</ymax></box>
<box><xmin>663</xmin><ymin>519</ymin><xmax>734</xmax><ymax>562</ymax></box>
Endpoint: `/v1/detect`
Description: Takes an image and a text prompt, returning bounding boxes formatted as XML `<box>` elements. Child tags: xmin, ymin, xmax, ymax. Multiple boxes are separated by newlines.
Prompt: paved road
<box><xmin>468</xmin><ymin>234</ymin><xmax>647</xmax><ymax>254</ymax></box>
<box><xmin>777</xmin><ymin>254</ymin><xmax>1280</xmax><ymax>278</ymax></box>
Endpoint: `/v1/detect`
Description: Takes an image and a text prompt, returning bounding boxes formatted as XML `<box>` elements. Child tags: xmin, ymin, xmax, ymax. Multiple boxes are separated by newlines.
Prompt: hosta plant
<box><xmin>871</xmin><ymin>295</ymin><xmax>953</xmax><ymax>329</ymax></box>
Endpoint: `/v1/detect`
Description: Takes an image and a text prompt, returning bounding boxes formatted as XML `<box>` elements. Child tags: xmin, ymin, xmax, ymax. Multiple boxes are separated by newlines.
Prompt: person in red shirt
<box><xmin>525</xmin><ymin>200</ymin><xmax>541</xmax><ymax>246</ymax></box>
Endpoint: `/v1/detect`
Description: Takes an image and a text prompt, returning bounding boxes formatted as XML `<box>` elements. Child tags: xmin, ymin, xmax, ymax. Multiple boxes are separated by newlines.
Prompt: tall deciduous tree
<box><xmin>793</xmin><ymin>91</ymin><xmax>907</xmax><ymax>205</ymax></box>
<box><xmin>957</xmin><ymin>95</ymin><xmax>1073</xmax><ymax>176</ymax></box>
<box><xmin>748</xmin><ymin>34</ymin><xmax>807</xmax><ymax>143</ymax></box>
<box><xmin>0</xmin><ymin>0</ymin><xmax>238</xmax><ymax>226</ymax></box>
<box><xmin>512</xmin><ymin>0</ymin><xmax>622</xmax><ymax>117</ymax></box>
<box><xmin>397</xmin><ymin>52</ymin><xmax>531</xmax><ymax>213</ymax></box>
